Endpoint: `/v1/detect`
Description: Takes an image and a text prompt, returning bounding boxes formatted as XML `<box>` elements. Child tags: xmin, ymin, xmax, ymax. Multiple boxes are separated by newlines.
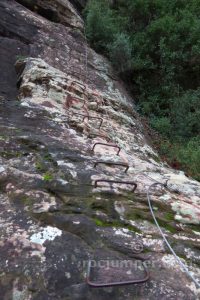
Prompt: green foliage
<box><xmin>35</xmin><ymin>161</ymin><xmax>46</xmax><ymax>172</ymax></box>
<box><xmin>84</xmin><ymin>0</ymin><xmax>117</xmax><ymax>52</ymax></box>
<box><xmin>43</xmin><ymin>172</ymin><xmax>54</xmax><ymax>181</ymax></box>
<box><xmin>108</xmin><ymin>33</ymin><xmax>132</xmax><ymax>73</ymax></box>
<box><xmin>177</xmin><ymin>137</ymin><xmax>200</xmax><ymax>180</ymax></box>
<box><xmin>93</xmin><ymin>217</ymin><xmax>142</xmax><ymax>233</ymax></box>
<box><xmin>159</xmin><ymin>137</ymin><xmax>200</xmax><ymax>181</ymax></box>
<box><xmin>85</xmin><ymin>0</ymin><xmax>200</xmax><ymax>180</ymax></box>
<box><xmin>84</xmin><ymin>0</ymin><xmax>131</xmax><ymax>70</ymax></box>
<box><xmin>93</xmin><ymin>218</ymin><xmax>104</xmax><ymax>226</ymax></box>
<box><xmin>151</xmin><ymin>117</ymin><xmax>172</xmax><ymax>137</ymax></box>
<box><xmin>170</xmin><ymin>89</ymin><xmax>200</xmax><ymax>139</ymax></box>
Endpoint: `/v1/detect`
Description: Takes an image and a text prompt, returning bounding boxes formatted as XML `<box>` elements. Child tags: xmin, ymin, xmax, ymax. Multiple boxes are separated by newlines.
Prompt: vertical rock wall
<box><xmin>0</xmin><ymin>1</ymin><xmax>199</xmax><ymax>299</ymax></box>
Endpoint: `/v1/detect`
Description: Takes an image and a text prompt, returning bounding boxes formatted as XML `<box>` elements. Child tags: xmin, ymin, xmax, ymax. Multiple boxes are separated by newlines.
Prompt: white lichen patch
<box><xmin>167</xmin><ymin>173</ymin><xmax>200</xmax><ymax>197</ymax></box>
<box><xmin>114</xmin><ymin>228</ymin><xmax>132</xmax><ymax>238</ymax></box>
<box><xmin>185</xmin><ymin>248</ymin><xmax>200</xmax><ymax>261</ymax></box>
<box><xmin>65</xmin><ymin>272</ymin><xmax>71</xmax><ymax>279</ymax></box>
<box><xmin>186</xmin><ymin>282</ymin><xmax>200</xmax><ymax>297</ymax></box>
<box><xmin>173</xmin><ymin>233</ymin><xmax>200</xmax><ymax>243</ymax></box>
<box><xmin>161</xmin><ymin>254</ymin><xmax>182</xmax><ymax>270</ymax></box>
<box><xmin>57</xmin><ymin>179</ymin><xmax>69</xmax><ymax>186</ymax></box>
<box><xmin>128</xmin><ymin>219</ymin><xmax>156</xmax><ymax>234</ymax></box>
<box><xmin>171</xmin><ymin>201</ymin><xmax>200</xmax><ymax>225</ymax></box>
<box><xmin>159</xmin><ymin>194</ymin><xmax>171</xmax><ymax>202</ymax></box>
<box><xmin>30</xmin><ymin>226</ymin><xmax>62</xmax><ymax>245</ymax></box>
<box><xmin>190</xmin><ymin>196</ymin><xmax>200</xmax><ymax>205</ymax></box>
<box><xmin>32</xmin><ymin>198</ymin><xmax>56</xmax><ymax>213</ymax></box>
<box><xmin>57</xmin><ymin>161</ymin><xmax>75</xmax><ymax>169</ymax></box>
<box><xmin>0</xmin><ymin>166</ymin><xmax>6</xmax><ymax>173</ymax></box>
<box><xmin>142</xmin><ymin>238</ymin><xmax>165</xmax><ymax>252</ymax></box>
<box><xmin>193</xmin><ymin>231</ymin><xmax>200</xmax><ymax>236</ymax></box>
<box><xmin>69</xmin><ymin>170</ymin><xmax>77</xmax><ymax>178</ymax></box>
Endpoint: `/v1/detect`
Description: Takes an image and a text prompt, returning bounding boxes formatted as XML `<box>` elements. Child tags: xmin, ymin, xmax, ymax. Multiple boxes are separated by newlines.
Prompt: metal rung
<box><xmin>94</xmin><ymin>161</ymin><xmax>129</xmax><ymax>173</ymax></box>
<box><xmin>92</xmin><ymin>143</ymin><xmax>121</xmax><ymax>155</ymax></box>
<box><xmin>86</xmin><ymin>260</ymin><xmax>150</xmax><ymax>287</ymax></box>
<box><xmin>94</xmin><ymin>179</ymin><xmax>137</xmax><ymax>192</ymax></box>
<box><xmin>66</xmin><ymin>91</ymin><xmax>85</xmax><ymax>102</ymax></box>
<box><xmin>65</xmin><ymin>93</ymin><xmax>86</xmax><ymax>109</ymax></box>
<box><xmin>67</xmin><ymin>96</ymin><xmax>85</xmax><ymax>104</ymax></box>
<box><xmin>70</xmin><ymin>80</ymin><xmax>86</xmax><ymax>91</ymax></box>
<box><xmin>70</xmin><ymin>112</ymin><xmax>103</xmax><ymax>129</ymax></box>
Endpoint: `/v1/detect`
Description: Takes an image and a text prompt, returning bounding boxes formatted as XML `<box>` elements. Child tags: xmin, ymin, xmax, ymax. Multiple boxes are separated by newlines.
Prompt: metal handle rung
<box><xmin>86</xmin><ymin>260</ymin><xmax>149</xmax><ymax>287</ymax></box>
<box><xmin>70</xmin><ymin>80</ymin><xmax>86</xmax><ymax>91</ymax></box>
<box><xmin>92</xmin><ymin>143</ymin><xmax>121</xmax><ymax>155</ymax></box>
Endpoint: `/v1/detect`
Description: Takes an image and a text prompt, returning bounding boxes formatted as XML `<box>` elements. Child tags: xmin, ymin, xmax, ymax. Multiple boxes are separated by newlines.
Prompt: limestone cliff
<box><xmin>0</xmin><ymin>1</ymin><xmax>200</xmax><ymax>299</ymax></box>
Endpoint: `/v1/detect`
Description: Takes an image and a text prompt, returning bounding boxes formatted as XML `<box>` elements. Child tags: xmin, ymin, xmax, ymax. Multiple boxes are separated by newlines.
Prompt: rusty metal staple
<box><xmin>86</xmin><ymin>259</ymin><xmax>150</xmax><ymax>287</ymax></box>
<box><xmin>70</xmin><ymin>80</ymin><xmax>86</xmax><ymax>91</ymax></box>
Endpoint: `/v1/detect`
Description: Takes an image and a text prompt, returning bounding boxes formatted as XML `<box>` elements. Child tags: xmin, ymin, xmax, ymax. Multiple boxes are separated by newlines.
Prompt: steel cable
<box><xmin>146</xmin><ymin>181</ymin><xmax>200</xmax><ymax>289</ymax></box>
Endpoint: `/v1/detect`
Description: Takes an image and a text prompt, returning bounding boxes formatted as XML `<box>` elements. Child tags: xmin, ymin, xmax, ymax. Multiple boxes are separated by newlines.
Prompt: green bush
<box><xmin>151</xmin><ymin>117</ymin><xmax>172</xmax><ymax>137</ymax></box>
<box><xmin>84</xmin><ymin>0</ymin><xmax>117</xmax><ymax>52</ymax></box>
<box><xmin>108</xmin><ymin>33</ymin><xmax>132</xmax><ymax>73</ymax></box>
<box><xmin>158</xmin><ymin>138</ymin><xmax>200</xmax><ymax>181</ymax></box>
<box><xmin>177</xmin><ymin>137</ymin><xmax>200</xmax><ymax>180</ymax></box>
<box><xmin>85</xmin><ymin>1</ymin><xmax>133</xmax><ymax>72</ymax></box>
<box><xmin>170</xmin><ymin>89</ymin><xmax>200</xmax><ymax>139</ymax></box>
<box><xmin>43</xmin><ymin>172</ymin><xmax>54</xmax><ymax>181</ymax></box>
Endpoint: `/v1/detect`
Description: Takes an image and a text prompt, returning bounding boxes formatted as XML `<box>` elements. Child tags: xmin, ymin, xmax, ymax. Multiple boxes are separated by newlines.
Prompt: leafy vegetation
<box><xmin>157</xmin><ymin>137</ymin><xmax>200</xmax><ymax>180</ymax></box>
<box><xmin>84</xmin><ymin>0</ymin><xmax>200</xmax><ymax>180</ymax></box>
<box><xmin>43</xmin><ymin>172</ymin><xmax>54</xmax><ymax>181</ymax></box>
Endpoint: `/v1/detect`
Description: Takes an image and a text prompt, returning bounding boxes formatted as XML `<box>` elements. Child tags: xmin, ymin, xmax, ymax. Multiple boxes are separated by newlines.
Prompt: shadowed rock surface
<box><xmin>0</xmin><ymin>1</ymin><xmax>200</xmax><ymax>299</ymax></box>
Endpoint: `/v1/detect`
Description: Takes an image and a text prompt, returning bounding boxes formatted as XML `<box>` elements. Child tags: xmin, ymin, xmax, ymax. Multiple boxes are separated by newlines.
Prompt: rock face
<box><xmin>0</xmin><ymin>1</ymin><xmax>200</xmax><ymax>299</ymax></box>
<box><xmin>16</xmin><ymin>0</ymin><xmax>84</xmax><ymax>29</ymax></box>
<box><xmin>69</xmin><ymin>0</ymin><xmax>87</xmax><ymax>12</ymax></box>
